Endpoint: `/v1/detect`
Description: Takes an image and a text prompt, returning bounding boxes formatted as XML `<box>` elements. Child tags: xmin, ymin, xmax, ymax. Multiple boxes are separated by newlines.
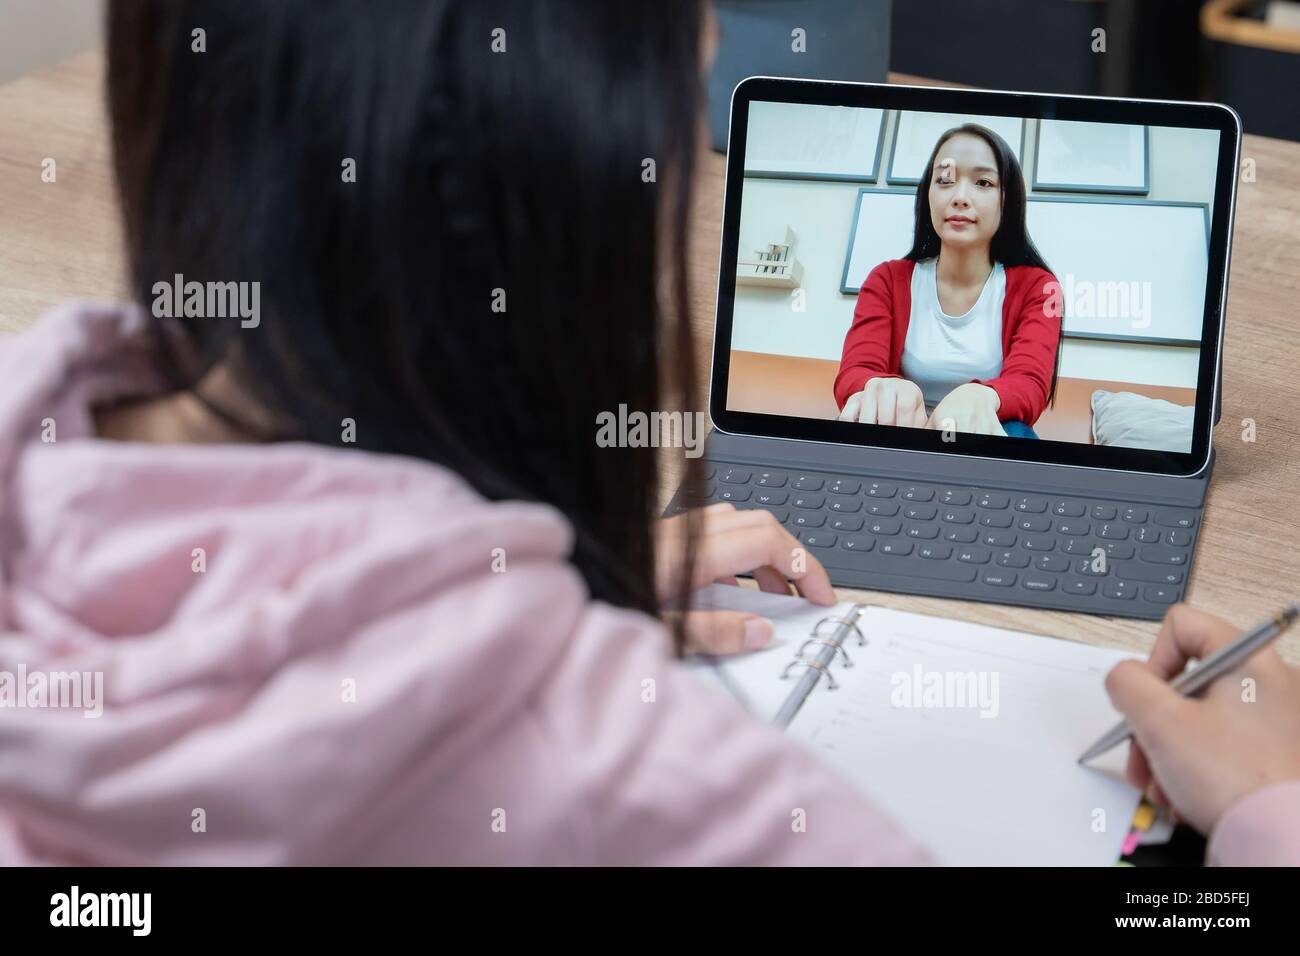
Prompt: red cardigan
<box><xmin>833</xmin><ymin>259</ymin><xmax>1062</xmax><ymax>425</ymax></box>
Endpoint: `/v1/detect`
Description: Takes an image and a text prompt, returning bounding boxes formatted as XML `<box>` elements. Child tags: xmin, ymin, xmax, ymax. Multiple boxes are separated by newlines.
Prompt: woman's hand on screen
<box><xmin>838</xmin><ymin>377</ymin><xmax>928</xmax><ymax>427</ymax></box>
<box><xmin>925</xmin><ymin>383</ymin><xmax>1005</xmax><ymax>436</ymax></box>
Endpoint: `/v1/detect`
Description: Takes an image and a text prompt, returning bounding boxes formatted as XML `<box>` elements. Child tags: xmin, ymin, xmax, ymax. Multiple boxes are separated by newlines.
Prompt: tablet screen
<box><xmin>713</xmin><ymin>79</ymin><xmax>1239</xmax><ymax>477</ymax></box>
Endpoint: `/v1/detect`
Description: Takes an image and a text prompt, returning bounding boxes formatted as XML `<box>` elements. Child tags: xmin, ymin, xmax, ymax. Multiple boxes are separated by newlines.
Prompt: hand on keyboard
<box><xmin>657</xmin><ymin>503</ymin><xmax>836</xmax><ymax>655</ymax></box>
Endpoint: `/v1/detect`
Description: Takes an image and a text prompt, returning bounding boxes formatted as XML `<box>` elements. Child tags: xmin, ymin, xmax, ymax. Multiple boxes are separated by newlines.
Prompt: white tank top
<box><xmin>901</xmin><ymin>258</ymin><xmax>1006</xmax><ymax>414</ymax></box>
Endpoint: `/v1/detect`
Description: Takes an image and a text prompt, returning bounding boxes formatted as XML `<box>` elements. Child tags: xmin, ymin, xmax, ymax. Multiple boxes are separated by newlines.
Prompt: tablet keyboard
<box><xmin>665</xmin><ymin>463</ymin><xmax>1200</xmax><ymax>621</ymax></box>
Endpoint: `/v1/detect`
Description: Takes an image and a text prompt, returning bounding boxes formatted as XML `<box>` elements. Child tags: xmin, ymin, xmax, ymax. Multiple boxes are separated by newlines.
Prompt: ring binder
<box><xmin>797</xmin><ymin>636</ymin><xmax>854</xmax><ymax>667</ymax></box>
<box><xmin>772</xmin><ymin>603</ymin><xmax>869</xmax><ymax>727</ymax></box>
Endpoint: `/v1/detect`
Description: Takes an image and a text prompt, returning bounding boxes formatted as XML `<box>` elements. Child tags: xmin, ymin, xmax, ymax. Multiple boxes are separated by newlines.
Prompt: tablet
<box><xmin>711</xmin><ymin>77</ymin><xmax>1241</xmax><ymax>478</ymax></box>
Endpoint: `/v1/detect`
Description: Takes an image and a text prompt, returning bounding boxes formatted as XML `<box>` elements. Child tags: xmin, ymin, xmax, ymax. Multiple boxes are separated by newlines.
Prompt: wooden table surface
<box><xmin>3</xmin><ymin>53</ymin><xmax>1297</xmax><ymax>661</ymax></box>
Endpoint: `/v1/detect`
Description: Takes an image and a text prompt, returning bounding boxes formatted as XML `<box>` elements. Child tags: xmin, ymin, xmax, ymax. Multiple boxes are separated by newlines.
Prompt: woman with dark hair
<box><xmin>1</xmin><ymin>3</ymin><xmax>1297</xmax><ymax>867</ymax></box>
<box><xmin>834</xmin><ymin>124</ymin><xmax>1062</xmax><ymax>438</ymax></box>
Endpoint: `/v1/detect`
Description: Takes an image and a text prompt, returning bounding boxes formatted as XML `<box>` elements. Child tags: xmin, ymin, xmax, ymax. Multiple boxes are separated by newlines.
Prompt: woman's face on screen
<box><xmin>928</xmin><ymin>133</ymin><xmax>1002</xmax><ymax>253</ymax></box>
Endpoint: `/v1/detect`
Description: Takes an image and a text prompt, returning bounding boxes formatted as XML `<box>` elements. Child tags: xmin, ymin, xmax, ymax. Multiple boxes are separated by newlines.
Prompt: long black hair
<box><xmin>905</xmin><ymin>123</ymin><xmax>1062</xmax><ymax>406</ymax></box>
<box><xmin>106</xmin><ymin>0</ymin><xmax>704</xmax><ymax>645</ymax></box>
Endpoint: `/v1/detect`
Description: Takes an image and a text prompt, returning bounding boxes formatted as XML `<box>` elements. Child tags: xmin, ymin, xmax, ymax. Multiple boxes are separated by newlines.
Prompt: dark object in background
<box><xmin>706</xmin><ymin>0</ymin><xmax>891</xmax><ymax>151</ymax></box>
<box><xmin>1122</xmin><ymin>824</ymin><xmax>1209</xmax><ymax>866</ymax></box>
<box><xmin>1202</xmin><ymin>0</ymin><xmax>1300</xmax><ymax>141</ymax></box>
<box><xmin>891</xmin><ymin>0</ymin><xmax>1206</xmax><ymax>100</ymax></box>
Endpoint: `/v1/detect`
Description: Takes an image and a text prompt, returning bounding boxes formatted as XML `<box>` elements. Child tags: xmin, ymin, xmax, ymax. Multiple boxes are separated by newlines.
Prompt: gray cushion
<box><xmin>1091</xmin><ymin>389</ymin><xmax>1194</xmax><ymax>453</ymax></box>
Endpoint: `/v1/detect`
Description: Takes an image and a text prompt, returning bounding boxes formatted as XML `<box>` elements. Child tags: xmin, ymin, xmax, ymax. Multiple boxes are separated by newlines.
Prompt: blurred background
<box><xmin>708</xmin><ymin>0</ymin><xmax>1300</xmax><ymax>143</ymax></box>
<box><xmin>3</xmin><ymin>0</ymin><xmax>1297</xmax><ymax>139</ymax></box>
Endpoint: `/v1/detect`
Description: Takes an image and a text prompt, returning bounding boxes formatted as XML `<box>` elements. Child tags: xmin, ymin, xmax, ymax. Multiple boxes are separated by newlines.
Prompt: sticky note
<box><xmin>1132</xmin><ymin>803</ymin><xmax>1157</xmax><ymax>831</ymax></box>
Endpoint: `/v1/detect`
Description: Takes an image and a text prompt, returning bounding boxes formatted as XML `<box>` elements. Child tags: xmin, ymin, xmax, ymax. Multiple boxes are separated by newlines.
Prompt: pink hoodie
<box><xmin>0</xmin><ymin>302</ymin><xmax>1295</xmax><ymax>866</ymax></box>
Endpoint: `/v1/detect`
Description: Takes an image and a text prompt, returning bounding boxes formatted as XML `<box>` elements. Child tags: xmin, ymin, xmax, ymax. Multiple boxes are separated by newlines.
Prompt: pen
<box><xmin>1078</xmin><ymin>602</ymin><xmax>1300</xmax><ymax>764</ymax></box>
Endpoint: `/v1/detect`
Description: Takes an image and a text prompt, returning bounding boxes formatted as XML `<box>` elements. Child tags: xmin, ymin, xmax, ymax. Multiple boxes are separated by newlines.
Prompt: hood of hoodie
<box><xmin>0</xmin><ymin>302</ymin><xmax>589</xmax><ymax>863</ymax></box>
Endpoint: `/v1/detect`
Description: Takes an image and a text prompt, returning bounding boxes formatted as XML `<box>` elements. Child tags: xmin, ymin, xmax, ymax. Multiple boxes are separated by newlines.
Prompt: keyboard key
<box><xmin>1121</xmin><ymin>507</ymin><xmax>1147</xmax><ymax>524</ymax></box>
<box><xmin>703</xmin><ymin>466</ymin><xmax>717</xmax><ymax>480</ymax></box>
<box><xmin>792</xmin><ymin>494</ymin><xmax>825</xmax><ymax>510</ymax></box>
<box><xmin>1101</xmin><ymin>541</ymin><xmax>1135</xmax><ymax>560</ymax></box>
<box><xmin>918</xmin><ymin>543</ymin><xmax>952</xmax><ymax>560</ymax></box>
<box><xmin>1135</xmin><ymin>526</ymin><xmax>1161</xmax><ymax>544</ymax></box>
<box><xmin>1108</xmin><ymin>561</ymin><xmax>1184</xmax><ymax>585</ymax></box>
<box><xmin>831</xmin><ymin>515</ymin><xmax>864</xmax><ymax>532</ymax></box>
<box><xmin>902</xmin><ymin>486</ymin><xmax>935</xmax><ymax>501</ymax></box>
<box><xmin>867</xmin><ymin>501</ymin><xmax>900</xmax><ymax>517</ymax></box>
<box><xmin>1036</xmin><ymin>554</ymin><xmax>1070</xmax><ymax>573</ymax></box>
<box><xmin>906</xmin><ymin>524</ymin><xmax>940</xmax><ymax>539</ymax></box>
<box><xmin>904</xmin><ymin>504</ymin><xmax>937</xmax><ymax>521</ymax></box>
<box><xmin>1017</xmin><ymin>515</ymin><xmax>1052</xmax><ymax>532</ymax></box>
<box><xmin>1091</xmin><ymin>505</ymin><xmax>1117</xmax><ymax>520</ymax></box>
<box><xmin>718</xmin><ymin>487</ymin><xmax>751</xmax><ymax>502</ymax></box>
<box><xmin>1015</xmin><ymin>496</ymin><xmax>1048</xmax><ymax>513</ymax></box>
<box><xmin>1144</xmin><ymin>586</ymin><xmax>1179</xmax><ymax>604</ymax></box>
<box><xmin>1057</xmin><ymin>520</ymin><xmax>1090</xmax><ymax>536</ymax></box>
<box><xmin>1167</xmin><ymin>529</ymin><xmax>1193</xmax><ymax>547</ymax></box>
<box><xmin>996</xmin><ymin>551</ymin><xmax>1030</xmax><ymax>568</ymax></box>
<box><xmin>829</xmin><ymin>496</ymin><xmax>862</xmax><ymax>513</ymax></box>
<box><xmin>956</xmin><ymin>546</ymin><xmax>991</xmax><ymax>564</ymax></box>
<box><xmin>791</xmin><ymin>512</ymin><xmax>825</xmax><ymax>527</ymax></box>
<box><xmin>1154</xmin><ymin>510</ymin><xmax>1197</xmax><ymax>529</ymax></box>
<box><xmin>982</xmin><ymin>572</ymin><xmax>1016</xmax><ymax>587</ymax></box>
<box><xmin>864</xmin><ymin>481</ymin><xmax>896</xmax><ymax>498</ymax></box>
<box><xmin>753</xmin><ymin>490</ymin><xmax>788</xmax><ymax>506</ymax></box>
<box><xmin>1062</xmin><ymin>538</ymin><xmax>1095</xmax><ymax>555</ymax></box>
<box><xmin>827</xmin><ymin>478</ymin><xmax>860</xmax><ymax>495</ymax></box>
<box><xmin>879</xmin><ymin>540</ymin><xmax>913</xmax><ymax>556</ymax></box>
<box><xmin>818</xmin><ymin>549</ymin><xmax>977</xmax><ymax>583</ymax></box>
<box><xmin>841</xmin><ymin>535</ymin><xmax>874</xmax><ymax>552</ymax></box>
<box><xmin>1074</xmin><ymin>557</ymin><xmax>1109</xmax><ymax>576</ymax></box>
<box><xmin>1052</xmin><ymin>500</ymin><xmax>1086</xmax><ymax>517</ymax></box>
<box><xmin>792</xmin><ymin>475</ymin><xmax>824</xmax><ymax>490</ymax></box>
<box><xmin>799</xmin><ymin>531</ymin><xmax>836</xmax><ymax>548</ymax></box>
<box><xmin>1065</xmin><ymin>579</ymin><xmax>1097</xmax><ymax>596</ymax></box>
<box><xmin>1140</xmin><ymin>546</ymin><xmax>1187</xmax><ymax>565</ymax></box>
<box><xmin>980</xmin><ymin>512</ymin><xmax>1014</xmax><ymax>528</ymax></box>
<box><xmin>941</xmin><ymin>508</ymin><xmax>975</xmax><ymax>524</ymax></box>
<box><xmin>944</xmin><ymin>527</ymin><xmax>979</xmax><ymax>543</ymax></box>
<box><xmin>941</xmin><ymin>489</ymin><xmax>972</xmax><ymax>506</ymax></box>
<box><xmin>755</xmin><ymin>471</ymin><xmax>787</xmax><ymax>487</ymax></box>
<box><xmin>1099</xmin><ymin>523</ymin><xmax>1129</xmax><ymax>540</ymax></box>
<box><xmin>1104</xmin><ymin>580</ymin><xmax>1138</xmax><ymax>600</ymax></box>
<box><xmin>983</xmin><ymin>531</ymin><xmax>1016</xmax><ymax>547</ymax></box>
<box><xmin>1023</xmin><ymin>536</ymin><xmax>1056</xmax><ymax>551</ymax></box>
<box><xmin>867</xmin><ymin>519</ymin><xmax>901</xmax><ymax>536</ymax></box>
<box><xmin>719</xmin><ymin>468</ymin><xmax>751</xmax><ymax>484</ymax></box>
<box><xmin>978</xmin><ymin>493</ymin><xmax>1010</xmax><ymax>509</ymax></box>
<box><xmin>1023</xmin><ymin>575</ymin><xmax>1057</xmax><ymax>592</ymax></box>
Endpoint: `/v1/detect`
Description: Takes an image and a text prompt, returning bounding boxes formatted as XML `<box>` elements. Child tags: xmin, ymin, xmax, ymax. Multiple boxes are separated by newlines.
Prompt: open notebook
<box><xmin>690</xmin><ymin>584</ymin><xmax>1142</xmax><ymax>866</ymax></box>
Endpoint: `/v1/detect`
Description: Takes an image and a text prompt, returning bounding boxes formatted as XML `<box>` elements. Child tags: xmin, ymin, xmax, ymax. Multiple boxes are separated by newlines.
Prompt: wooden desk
<box><xmin>3</xmin><ymin>54</ymin><xmax>1298</xmax><ymax>661</ymax></box>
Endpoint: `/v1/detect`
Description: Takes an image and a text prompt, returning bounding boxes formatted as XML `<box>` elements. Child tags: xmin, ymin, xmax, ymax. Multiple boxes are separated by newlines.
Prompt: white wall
<box><xmin>0</xmin><ymin>0</ymin><xmax>103</xmax><ymax>84</ymax></box>
<box><xmin>731</xmin><ymin>107</ymin><xmax>1221</xmax><ymax>389</ymax></box>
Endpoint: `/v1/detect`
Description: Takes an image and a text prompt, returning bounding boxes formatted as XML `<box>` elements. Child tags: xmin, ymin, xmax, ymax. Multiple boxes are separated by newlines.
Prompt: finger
<box><xmin>678</xmin><ymin>610</ymin><xmax>774</xmax><ymax>655</ymax></box>
<box><xmin>877</xmin><ymin>385</ymin><xmax>898</xmax><ymax>425</ymax></box>
<box><xmin>1125</xmin><ymin>738</ymin><xmax>1154</xmax><ymax>793</ymax></box>
<box><xmin>858</xmin><ymin>388</ymin><xmax>878</xmax><ymax>424</ymax></box>
<box><xmin>701</xmin><ymin>522</ymin><xmax>836</xmax><ymax>605</ymax></box>
<box><xmin>752</xmin><ymin>564</ymin><xmax>794</xmax><ymax>597</ymax></box>
<box><xmin>838</xmin><ymin>394</ymin><xmax>860</xmax><ymax>422</ymax></box>
<box><xmin>1147</xmin><ymin>603</ymin><xmax>1241</xmax><ymax>682</ymax></box>
<box><xmin>1104</xmin><ymin>659</ymin><xmax>1192</xmax><ymax>756</ymax></box>
<box><xmin>713</xmin><ymin>575</ymin><xmax>741</xmax><ymax>587</ymax></box>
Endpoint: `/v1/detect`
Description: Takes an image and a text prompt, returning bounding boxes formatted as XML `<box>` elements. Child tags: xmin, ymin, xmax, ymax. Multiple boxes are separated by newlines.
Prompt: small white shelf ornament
<box><xmin>736</xmin><ymin>227</ymin><xmax>804</xmax><ymax>289</ymax></box>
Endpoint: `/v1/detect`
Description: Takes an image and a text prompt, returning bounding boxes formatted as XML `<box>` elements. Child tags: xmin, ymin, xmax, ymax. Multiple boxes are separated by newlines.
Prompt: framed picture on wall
<box><xmin>743</xmin><ymin>103</ymin><xmax>887</xmax><ymax>181</ymax></box>
<box><xmin>1033</xmin><ymin>120</ymin><xmax>1150</xmax><ymax>194</ymax></box>
<box><xmin>886</xmin><ymin>111</ymin><xmax>1025</xmax><ymax>184</ymax></box>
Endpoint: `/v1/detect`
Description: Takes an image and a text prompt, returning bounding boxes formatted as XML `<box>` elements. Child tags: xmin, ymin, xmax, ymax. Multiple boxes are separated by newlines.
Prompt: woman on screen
<box><xmin>834</xmin><ymin>124</ymin><xmax>1062</xmax><ymax>438</ymax></box>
